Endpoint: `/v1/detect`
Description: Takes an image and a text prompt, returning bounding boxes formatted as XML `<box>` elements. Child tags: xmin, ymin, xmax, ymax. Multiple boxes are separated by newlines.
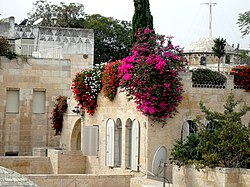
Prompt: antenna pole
<box><xmin>201</xmin><ymin>0</ymin><xmax>217</xmax><ymax>38</ymax></box>
<box><xmin>163</xmin><ymin>163</ymin><xmax>166</xmax><ymax>187</ymax></box>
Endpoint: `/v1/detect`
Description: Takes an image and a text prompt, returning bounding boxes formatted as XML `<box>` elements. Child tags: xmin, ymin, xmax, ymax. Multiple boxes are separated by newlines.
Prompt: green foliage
<box><xmin>192</xmin><ymin>69</ymin><xmax>227</xmax><ymax>85</ymax></box>
<box><xmin>237</xmin><ymin>10</ymin><xmax>250</xmax><ymax>37</ymax></box>
<box><xmin>170</xmin><ymin>135</ymin><xmax>202</xmax><ymax>167</ymax></box>
<box><xmin>131</xmin><ymin>0</ymin><xmax>154</xmax><ymax>44</ymax></box>
<box><xmin>171</xmin><ymin>93</ymin><xmax>250</xmax><ymax>169</ymax></box>
<box><xmin>28</xmin><ymin>0</ymin><xmax>86</xmax><ymax>27</ymax></box>
<box><xmin>85</xmin><ymin>14</ymin><xmax>132</xmax><ymax>65</ymax></box>
<box><xmin>0</xmin><ymin>36</ymin><xmax>17</xmax><ymax>60</ymax></box>
<box><xmin>212</xmin><ymin>37</ymin><xmax>226</xmax><ymax>72</ymax></box>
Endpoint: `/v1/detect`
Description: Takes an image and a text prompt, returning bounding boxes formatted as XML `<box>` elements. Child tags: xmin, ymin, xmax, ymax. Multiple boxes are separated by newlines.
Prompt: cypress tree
<box><xmin>131</xmin><ymin>0</ymin><xmax>154</xmax><ymax>44</ymax></box>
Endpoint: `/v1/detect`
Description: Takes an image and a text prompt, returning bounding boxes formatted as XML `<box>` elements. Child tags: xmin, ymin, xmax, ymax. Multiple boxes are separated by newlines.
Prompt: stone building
<box><xmin>0</xmin><ymin>17</ymin><xmax>249</xmax><ymax>187</ymax></box>
<box><xmin>0</xmin><ymin>16</ymin><xmax>93</xmax><ymax>156</ymax></box>
<box><xmin>183</xmin><ymin>37</ymin><xmax>239</xmax><ymax>71</ymax></box>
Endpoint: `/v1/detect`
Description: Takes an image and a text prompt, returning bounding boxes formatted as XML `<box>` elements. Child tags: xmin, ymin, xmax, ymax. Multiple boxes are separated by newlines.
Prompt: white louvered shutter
<box><xmin>82</xmin><ymin>126</ymin><xmax>99</xmax><ymax>156</ymax></box>
<box><xmin>131</xmin><ymin>120</ymin><xmax>139</xmax><ymax>171</ymax></box>
<box><xmin>182</xmin><ymin>121</ymin><xmax>189</xmax><ymax>142</ymax></box>
<box><xmin>106</xmin><ymin>119</ymin><xmax>114</xmax><ymax>167</ymax></box>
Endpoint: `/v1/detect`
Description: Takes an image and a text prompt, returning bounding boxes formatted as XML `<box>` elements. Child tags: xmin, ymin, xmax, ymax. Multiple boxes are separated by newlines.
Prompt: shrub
<box><xmin>192</xmin><ymin>68</ymin><xmax>227</xmax><ymax>85</ymax></box>
<box><xmin>119</xmin><ymin>28</ymin><xmax>186</xmax><ymax>125</ymax></box>
<box><xmin>171</xmin><ymin>93</ymin><xmax>250</xmax><ymax>169</ymax></box>
<box><xmin>0</xmin><ymin>36</ymin><xmax>17</xmax><ymax>60</ymax></box>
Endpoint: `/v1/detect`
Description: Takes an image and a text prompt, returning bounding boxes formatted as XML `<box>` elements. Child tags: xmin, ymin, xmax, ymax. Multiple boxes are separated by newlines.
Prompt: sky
<box><xmin>0</xmin><ymin>0</ymin><xmax>250</xmax><ymax>49</ymax></box>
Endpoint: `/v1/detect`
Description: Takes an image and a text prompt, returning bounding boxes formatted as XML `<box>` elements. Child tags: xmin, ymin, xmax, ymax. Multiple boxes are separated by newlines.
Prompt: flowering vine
<box><xmin>50</xmin><ymin>96</ymin><xmax>68</xmax><ymax>135</ymax></box>
<box><xmin>102</xmin><ymin>61</ymin><xmax>122</xmax><ymax>101</ymax></box>
<box><xmin>72</xmin><ymin>64</ymin><xmax>104</xmax><ymax>115</ymax></box>
<box><xmin>119</xmin><ymin>28</ymin><xmax>186</xmax><ymax>124</ymax></box>
<box><xmin>232</xmin><ymin>65</ymin><xmax>250</xmax><ymax>91</ymax></box>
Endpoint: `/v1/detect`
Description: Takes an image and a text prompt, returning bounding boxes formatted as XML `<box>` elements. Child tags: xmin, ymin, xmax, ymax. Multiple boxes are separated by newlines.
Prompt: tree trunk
<box><xmin>218</xmin><ymin>58</ymin><xmax>220</xmax><ymax>72</ymax></box>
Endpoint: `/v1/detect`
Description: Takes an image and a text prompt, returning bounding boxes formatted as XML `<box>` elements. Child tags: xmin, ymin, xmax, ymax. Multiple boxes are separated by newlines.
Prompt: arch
<box><xmin>70</xmin><ymin>119</ymin><xmax>81</xmax><ymax>150</ymax></box>
<box><xmin>181</xmin><ymin>120</ymin><xmax>197</xmax><ymax>142</ymax></box>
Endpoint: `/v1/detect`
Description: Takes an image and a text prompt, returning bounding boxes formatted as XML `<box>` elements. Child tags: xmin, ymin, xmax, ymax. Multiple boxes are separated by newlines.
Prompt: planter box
<box><xmin>173</xmin><ymin>165</ymin><xmax>250</xmax><ymax>187</ymax></box>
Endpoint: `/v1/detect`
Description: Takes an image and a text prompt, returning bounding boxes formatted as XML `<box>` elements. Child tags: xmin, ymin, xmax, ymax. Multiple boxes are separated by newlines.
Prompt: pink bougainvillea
<box><xmin>119</xmin><ymin>28</ymin><xmax>186</xmax><ymax>125</ymax></box>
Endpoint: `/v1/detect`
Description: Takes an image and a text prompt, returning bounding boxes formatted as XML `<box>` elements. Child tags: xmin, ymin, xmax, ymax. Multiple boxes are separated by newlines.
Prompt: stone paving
<box><xmin>0</xmin><ymin>166</ymin><xmax>39</xmax><ymax>187</ymax></box>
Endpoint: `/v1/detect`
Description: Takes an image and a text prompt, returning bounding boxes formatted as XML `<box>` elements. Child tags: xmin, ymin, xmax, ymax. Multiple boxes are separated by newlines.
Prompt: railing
<box><xmin>189</xmin><ymin>64</ymin><xmax>239</xmax><ymax>73</ymax></box>
<box><xmin>11</xmin><ymin>43</ymin><xmax>63</xmax><ymax>59</ymax></box>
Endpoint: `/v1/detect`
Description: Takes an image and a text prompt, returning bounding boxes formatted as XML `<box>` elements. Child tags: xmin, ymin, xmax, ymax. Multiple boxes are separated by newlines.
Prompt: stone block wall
<box><xmin>0</xmin><ymin>156</ymin><xmax>52</xmax><ymax>174</ymax></box>
<box><xmin>61</xmin><ymin>72</ymin><xmax>250</xmax><ymax>183</ymax></box>
<box><xmin>172</xmin><ymin>165</ymin><xmax>250</xmax><ymax>187</ymax></box>
<box><xmin>0</xmin><ymin>57</ymin><xmax>72</xmax><ymax>155</ymax></box>
<box><xmin>47</xmin><ymin>149</ymin><xmax>86</xmax><ymax>174</ymax></box>
<box><xmin>26</xmin><ymin>174</ymin><xmax>131</xmax><ymax>187</ymax></box>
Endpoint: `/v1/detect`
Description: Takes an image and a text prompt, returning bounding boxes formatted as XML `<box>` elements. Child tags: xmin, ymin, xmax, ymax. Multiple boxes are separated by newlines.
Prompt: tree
<box><xmin>171</xmin><ymin>93</ymin><xmax>250</xmax><ymax>169</ymax></box>
<box><xmin>84</xmin><ymin>14</ymin><xmax>132</xmax><ymax>65</ymax></box>
<box><xmin>212</xmin><ymin>37</ymin><xmax>226</xmax><ymax>72</ymax></box>
<box><xmin>237</xmin><ymin>10</ymin><xmax>250</xmax><ymax>37</ymax></box>
<box><xmin>27</xmin><ymin>0</ymin><xmax>86</xmax><ymax>27</ymax></box>
<box><xmin>0</xmin><ymin>36</ymin><xmax>17</xmax><ymax>60</ymax></box>
<box><xmin>131</xmin><ymin>0</ymin><xmax>154</xmax><ymax>44</ymax></box>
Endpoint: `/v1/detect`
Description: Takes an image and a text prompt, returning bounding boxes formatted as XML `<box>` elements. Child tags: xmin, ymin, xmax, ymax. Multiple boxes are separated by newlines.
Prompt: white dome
<box><xmin>184</xmin><ymin>37</ymin><xmax>235</xmax><ymax>53</ymax></box>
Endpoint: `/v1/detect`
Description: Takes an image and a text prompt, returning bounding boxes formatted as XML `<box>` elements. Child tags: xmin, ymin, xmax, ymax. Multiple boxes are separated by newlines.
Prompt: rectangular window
<box><xmin>83</xmin><ymin>126</ymin><xmax>99</xmax><ymax>156</ymax></box>
<box><xmin>6</xmin><ymin>89</ymin><xmax>19</xmax><ymax>113</ymax></box>
<box><xmin>33</xmin><ymin>90</ymin><xmax>46</xmax><ymax>113</ymax></box>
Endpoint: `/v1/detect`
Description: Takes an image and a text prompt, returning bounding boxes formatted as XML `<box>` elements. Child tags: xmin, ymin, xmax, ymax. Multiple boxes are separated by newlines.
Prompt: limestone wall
<box><xmin>26</xmin><ymin>174</ymin><xmax>131</xmax><ymax>187</ymax></box>
<box><xmin>0</xmin><ymin>156</ymin><xmax>52</xmax><ymax>174</ymax></box>
<box><xmin>172</xmin><ymin>165</ymin><xmax>250</xmax><ymax>187</ymax></box>
<box><xmin>61</xmin><ymin>72</ymin><xmax>250</xmax><ymax>183</ymax></box>
<box><xmin>0</xmin><ymin>57</ymin><xmax>72</xmax><ymax>155</ymax></box>
<box><xmin>47</xmin><ymin>149</ymin><xmax>86</xmax><ymax>174</ymax></box>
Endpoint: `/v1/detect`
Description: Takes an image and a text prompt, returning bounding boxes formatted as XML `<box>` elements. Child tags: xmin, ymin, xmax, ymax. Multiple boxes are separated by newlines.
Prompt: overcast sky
<box><xmin>0</xmin><ymin>0</ymin><xmax>249</xmax><ymax>49</ymax></box>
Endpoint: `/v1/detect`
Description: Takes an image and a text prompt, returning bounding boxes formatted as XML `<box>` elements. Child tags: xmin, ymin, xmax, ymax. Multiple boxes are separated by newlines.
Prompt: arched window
<box><xmin>200</xmin><ymin>56</ymin><xmax>206</xmax><ymax>65</ymax></box>
<box><xmin>114</xmin><ymin>118</ymin><xmax>122</xmax><ymax>167</ymax></box>
<box><xmin>181</xmin><ymin>120</ymin><xmax>197</xmax><ymax>142</ymax></box>
<box><xmin>106</xmin><ymin>119</ymin><xmax>115</xmax><ymax>167</ymax></box>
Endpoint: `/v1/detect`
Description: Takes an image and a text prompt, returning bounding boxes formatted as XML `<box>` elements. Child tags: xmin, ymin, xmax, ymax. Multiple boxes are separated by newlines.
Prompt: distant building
<box><xmin>183</xmin><ymin>37</ymin><xmax>239</xmax><ymax>71</ymax></box>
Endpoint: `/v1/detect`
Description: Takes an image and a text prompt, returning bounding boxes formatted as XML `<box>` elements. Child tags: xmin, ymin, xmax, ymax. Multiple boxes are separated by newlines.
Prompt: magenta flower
<box><xmin>119</xmin><ymin>28</ymin><xmax>185</xmax><ymax>125</ymax></box>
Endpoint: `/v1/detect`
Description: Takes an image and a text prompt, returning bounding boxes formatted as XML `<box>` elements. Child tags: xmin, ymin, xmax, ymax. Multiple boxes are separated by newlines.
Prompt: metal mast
<box><xmin>202</xmin><ymin>0</ymin><xmax>217</xmax><ymax>38</ymax></box>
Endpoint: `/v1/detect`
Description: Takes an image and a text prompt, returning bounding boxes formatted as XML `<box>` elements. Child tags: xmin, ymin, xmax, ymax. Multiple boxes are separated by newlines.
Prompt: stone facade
<box><xmin>61</xmin><ymin>73</ymin><xmax>250</xmax><ymax>184</ymax></box>
<box><xmin>0</xmin><ymin>17</ymin><xmax>94</xmax><ymax>156</ymax></box>
<box><xmin>172</xmin><ymin>165</ymin><xmax>250</xmax><ymax>187</ymax></box>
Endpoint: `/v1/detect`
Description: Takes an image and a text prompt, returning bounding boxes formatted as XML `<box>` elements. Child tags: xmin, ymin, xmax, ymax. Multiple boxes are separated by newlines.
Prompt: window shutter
<box><xmin>6</xmin><ymin>90</ymin><xmax>19</xmax><ymax>113</ymax></box>
<box><xmin>33</xmin><ymin>91</ymin><xmax>45</xmax><ymax>113</ymax></box>
<box><xmin>82</xmin><ymin>126</ymin><xmax>98</xmax><ymax>156</ymax></box>
<box><xmin>106</xmin><ymin>119</ymin><xmax>114</xmax><ymax>167</ymax></box>
<box><xmin>131</xmin><ymin>120</ymin><xmax>139</xmax><ymax>171</ymax></box>
<box><xmin>181</xmin><ymin>121</ymin><xmax>189</xmax><ymax>142</ymax></box>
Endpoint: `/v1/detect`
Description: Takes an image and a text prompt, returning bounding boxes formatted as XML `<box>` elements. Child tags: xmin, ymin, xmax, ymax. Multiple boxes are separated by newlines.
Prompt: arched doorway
<box><xmin>70</xmin><ymin>119</ymin><xmax>81</xmax><ymax>150</ymax></box>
